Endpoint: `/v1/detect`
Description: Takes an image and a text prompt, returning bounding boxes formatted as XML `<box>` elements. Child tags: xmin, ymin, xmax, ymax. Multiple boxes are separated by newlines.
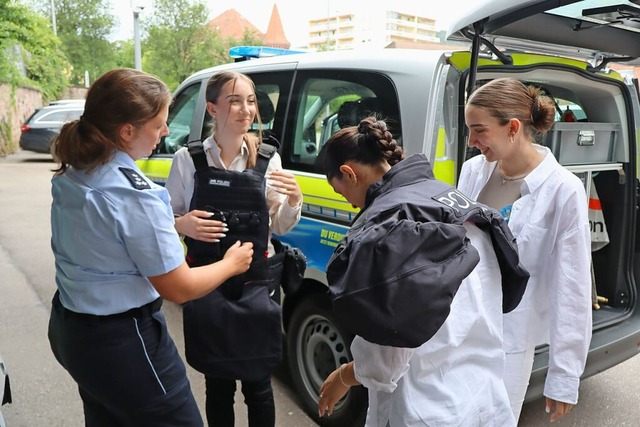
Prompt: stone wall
<box><xmin>61</xmin><ymin>86</ymin><xmax>89</xmax><ymax>100</ymax></box>
<box><xmin>0</xmin><ymin>85</ymin><xmax>88</xmax><ymax>157</ymax></box>
<box><xmin>0</xmin><ymin>84</ymin><xmax>43</xmax><ymax>156</ymax></box>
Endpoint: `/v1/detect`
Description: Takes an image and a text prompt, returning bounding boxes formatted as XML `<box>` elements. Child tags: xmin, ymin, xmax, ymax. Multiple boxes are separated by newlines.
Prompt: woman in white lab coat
<box><xmin>458</xmin><ymin>77</ymin><xmax>592</xmax><ymax>423</ymax></box>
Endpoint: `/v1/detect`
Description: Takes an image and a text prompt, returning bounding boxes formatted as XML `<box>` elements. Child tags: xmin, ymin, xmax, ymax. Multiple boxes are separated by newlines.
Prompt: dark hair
<box><xmin>52</xmin><ymin>68</ymin><xmax>172</xmax><ymax>175</ymax></box>
<box><xmin>323</xmin><ymin>116</ymin><xmax>404</xmax><ymax>181</ymax></box>
<box><xmin>206</xmin><ymin>71</ymin><xmax>262</xmax><ymax>168</ymax></box>
<box><xmin>467</xmin><ymin>77</ymin><xmax>556</xmax><ymax>142</ymax></box>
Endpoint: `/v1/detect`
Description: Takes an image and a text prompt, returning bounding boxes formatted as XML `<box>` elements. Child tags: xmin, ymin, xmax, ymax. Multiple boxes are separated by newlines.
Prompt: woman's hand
<box><xmin>149</xmin><ymin>241</ymin><xmax>253</xmax><ymax>304</ymax></box>
<box><xmin>267</xmin><ymin>170</ymin><xmax>302</xmax><ymax>207</ymax></box>
<box><xmin>545</xmin><ymin>397</ymin><xmax>573</xmax><ymax>422</ymax></box>
<box><xmin>222</xmin><ymin>241</ymin><xmax>254</xmax><ymax>275</ymax></box>
<box><xmin>318</xmin><ymin>363</ymin><xmax>353</xmax><ymax>418</ymax></box>
<box><xmin>175</xmin><ymin>209</ymin><xmax>228</xmax><ymax>242</ymax></box>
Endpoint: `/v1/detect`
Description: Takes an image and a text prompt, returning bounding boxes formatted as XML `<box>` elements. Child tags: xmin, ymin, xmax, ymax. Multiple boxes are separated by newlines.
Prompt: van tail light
<box><xmin>21</xmin><ymin>125</ymin><xmax>30</xmax><ymax>132</ymax></box>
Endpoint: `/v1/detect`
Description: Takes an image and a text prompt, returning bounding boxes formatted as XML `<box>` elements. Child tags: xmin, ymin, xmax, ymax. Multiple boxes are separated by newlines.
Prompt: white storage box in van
<box><xmin>544</xmin><ymin>122</ymin><xmax>621</xmax><ymax>165</ymax></box>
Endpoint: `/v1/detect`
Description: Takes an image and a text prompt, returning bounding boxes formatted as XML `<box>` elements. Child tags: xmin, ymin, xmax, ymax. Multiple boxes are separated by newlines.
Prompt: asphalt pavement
<box><xmin>0</xmin><ymin>150</ymin><xmax>317</xmax><ymax>427</ymax></box>
<box><xmin>3</xmin><ymin>150</ymin><xmax>640</xmax><ymax>426</ymax></box>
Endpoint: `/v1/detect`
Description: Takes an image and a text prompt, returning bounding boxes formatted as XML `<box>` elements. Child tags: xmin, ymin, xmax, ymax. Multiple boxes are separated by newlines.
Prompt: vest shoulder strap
<box><xmin>254</xmin><ymin>134</ymin><xmax>280</xmax><ymax>176</ymax></box>
<box><xmin>186</xmin><ymin>140</ymin><xmax>208</xmax><ymax>172</ymax></box>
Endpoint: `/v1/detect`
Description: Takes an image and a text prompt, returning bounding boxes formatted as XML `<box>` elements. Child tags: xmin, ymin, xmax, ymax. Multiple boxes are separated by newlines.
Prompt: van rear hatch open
<box><xmin>448</xmin><ymin>0</ymin><xmax>640</xmax><ymax>65</ymax></box>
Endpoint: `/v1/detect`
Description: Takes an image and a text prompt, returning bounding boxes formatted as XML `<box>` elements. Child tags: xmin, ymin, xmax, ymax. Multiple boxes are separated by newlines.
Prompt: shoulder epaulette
<box><xmin>119</xmin><ymin>167</ymin><xmax>151</xmax><ymax>190</ymax></box>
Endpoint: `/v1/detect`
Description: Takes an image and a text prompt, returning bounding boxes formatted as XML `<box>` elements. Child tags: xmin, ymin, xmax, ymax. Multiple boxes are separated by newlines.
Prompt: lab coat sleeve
<box><xmin>544</xmin><ymin>187</ymin><xmax>592</xmax><ymax>404</ymax></box>
<box><xmin>351</xmin><ymin>336</ymin><xmax>413</xmax><ymax>393</ymax></box>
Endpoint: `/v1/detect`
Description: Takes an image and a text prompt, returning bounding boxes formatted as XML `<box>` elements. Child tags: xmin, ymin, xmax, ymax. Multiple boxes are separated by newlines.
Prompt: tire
<box><xmin>286</xmin><ymin>292</ymin><xmax>367</xmax><ymax>426</ymax></box>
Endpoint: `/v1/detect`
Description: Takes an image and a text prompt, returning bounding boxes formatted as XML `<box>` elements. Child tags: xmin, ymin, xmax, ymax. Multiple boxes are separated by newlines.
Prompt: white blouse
<box><xmin>458</xmin><ymin>144</ymin><xmax>592</xmax><ymax>405</ymax></box>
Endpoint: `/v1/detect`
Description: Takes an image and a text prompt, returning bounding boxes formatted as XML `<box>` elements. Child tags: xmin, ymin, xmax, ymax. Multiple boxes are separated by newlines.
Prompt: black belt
<box><xmin>54</xmin><ymin>291</ymin><xmax>163</xmax><ymax>321</ymax></box>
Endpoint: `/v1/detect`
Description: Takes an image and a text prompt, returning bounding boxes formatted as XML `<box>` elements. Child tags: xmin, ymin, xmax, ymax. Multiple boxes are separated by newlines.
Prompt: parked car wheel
<box><xmin>286</xmin><ymin>292</ymin><xmax>367</xmax><ymax>426</ymax></box>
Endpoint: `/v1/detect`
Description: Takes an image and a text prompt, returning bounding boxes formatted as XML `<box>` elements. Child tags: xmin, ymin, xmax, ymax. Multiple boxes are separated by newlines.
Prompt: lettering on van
<box><xmin>208</xmin><ymin>179</ymin><xmax>231</xmax><ymax>187</ymax></box>
<box><xmin>320</xmin><ymin>228</ymin><xmax>344</xmax><ymax>248</ymax></box>
<box><xmin>432</xmin><ymin>189</ymin><xmax>481</xmax><ymax>216</ymax></box>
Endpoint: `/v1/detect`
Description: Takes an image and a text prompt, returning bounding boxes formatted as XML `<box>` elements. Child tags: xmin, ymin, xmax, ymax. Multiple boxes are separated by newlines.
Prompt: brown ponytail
<box><xmin>52</xmin><ymin>68</ymin><xmax>172</xmax><ymax>175</ymax></box>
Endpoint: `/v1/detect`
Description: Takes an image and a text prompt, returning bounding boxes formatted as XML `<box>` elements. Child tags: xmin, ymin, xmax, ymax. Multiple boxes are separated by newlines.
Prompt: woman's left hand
<box><xmin>267</xmin><ymin>170</ymin><xmax>302</xmax><ymax>207</ymax></box>
<box><xmin>545</xmin><ymin>397</ymin><xmax>574</xmax><ymax>422</ymax></box>
<box><xmin>317</xmin><ymin>366</ymin><xmax>351</xmax><ymax>417</ymax></box>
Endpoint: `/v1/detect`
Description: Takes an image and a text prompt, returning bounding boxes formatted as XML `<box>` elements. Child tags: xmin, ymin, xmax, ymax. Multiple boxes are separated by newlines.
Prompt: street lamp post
<box><xmin>50</xmin><ymin>0</ymin><xmax>57</xmax><ymax>36</ymax></box>
<box><xmin>133</xmin><ymin>6</ymin><xmax>143</xmax><ymax>70</ymax></box>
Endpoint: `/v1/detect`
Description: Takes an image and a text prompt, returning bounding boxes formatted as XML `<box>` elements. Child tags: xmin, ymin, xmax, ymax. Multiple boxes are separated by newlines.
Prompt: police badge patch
<box><xmin>119</xmin><ymin>167</ymin><xmax>151</xmax><ymax>190</ymax></box>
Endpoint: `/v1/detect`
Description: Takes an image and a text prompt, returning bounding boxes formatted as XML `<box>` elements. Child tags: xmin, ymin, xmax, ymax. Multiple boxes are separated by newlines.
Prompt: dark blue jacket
<box><xmin>327</xmin><ymin>154</ymin><xmax>528</xmax><ymax>348</ymax></box>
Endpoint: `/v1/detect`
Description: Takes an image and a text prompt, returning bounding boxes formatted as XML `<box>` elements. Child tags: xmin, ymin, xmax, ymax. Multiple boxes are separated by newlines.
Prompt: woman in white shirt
<box><xmin>316</xmin><ymin>117</ymin><xmax>515</xmax><ymax>427</ymax></box>
<box><xmin>457</xmin><ymin>77</ymin><xmax>592</xmax><ymax>423</ymax></box>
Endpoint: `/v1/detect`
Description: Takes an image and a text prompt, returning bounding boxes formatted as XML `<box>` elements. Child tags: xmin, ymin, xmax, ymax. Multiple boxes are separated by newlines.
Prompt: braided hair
<box><xmin>323</xmin><ymin>116</ymin><xmax>404</xmax><ymax>181</ymax></box>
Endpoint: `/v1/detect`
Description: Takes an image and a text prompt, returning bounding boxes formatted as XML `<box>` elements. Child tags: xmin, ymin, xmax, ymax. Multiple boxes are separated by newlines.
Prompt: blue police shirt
<box><xmin>51</xmin><ymin>150</ymin><xmax>185</xmax><ymax>315</ymax></box>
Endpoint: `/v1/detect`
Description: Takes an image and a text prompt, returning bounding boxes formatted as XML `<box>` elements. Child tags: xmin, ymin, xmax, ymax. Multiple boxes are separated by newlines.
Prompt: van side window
<box><xmin>159</xmin><ymin>83</ymin><xmax>200</xmax><ymax>154</ymax></box>
<box><xmin>555</xmin><ymin>98</ymin><xmax>587</xmax><ymax>122</ymax></box>
<box><xmin>283</xmin><ymin>71</ymin><xmax>400</xmax><ymax>174</ymax></box>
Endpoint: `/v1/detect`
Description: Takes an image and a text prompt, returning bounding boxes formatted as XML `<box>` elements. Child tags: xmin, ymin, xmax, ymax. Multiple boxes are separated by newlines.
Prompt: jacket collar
<box><xmin>480</xmin><ymin>145</ymin><xmax>557</xmax><ymax>196</ymax></box>
<box><xmin>362</xmin><ymin>154</ymin><xmax>434</xmax><ymax>211</ymax></box>
<box><xmin>520</xmin><ymin>145</ymin><xmax>558</xmax><ymax>196</ymax></box>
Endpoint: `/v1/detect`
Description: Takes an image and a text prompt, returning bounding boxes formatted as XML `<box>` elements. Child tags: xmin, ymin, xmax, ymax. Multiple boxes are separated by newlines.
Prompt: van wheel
<box><xmin>286</xmin><ymin>292</ymin><xmax>367</xmax><ymax>426</ymax></box>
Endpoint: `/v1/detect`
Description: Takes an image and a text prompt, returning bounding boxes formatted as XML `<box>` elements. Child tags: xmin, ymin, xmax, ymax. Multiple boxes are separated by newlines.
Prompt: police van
<box><xmin>137</xmin><ymin>0</ymin><xmax>640</xmax><ymax>424</ymax></box>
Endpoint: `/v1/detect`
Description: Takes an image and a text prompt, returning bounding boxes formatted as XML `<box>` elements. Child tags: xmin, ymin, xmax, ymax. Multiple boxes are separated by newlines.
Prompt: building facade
<box><xmin>308</xmin><ymin>9</ymin><xmax>440</xmax><ymax>51</ymax></box>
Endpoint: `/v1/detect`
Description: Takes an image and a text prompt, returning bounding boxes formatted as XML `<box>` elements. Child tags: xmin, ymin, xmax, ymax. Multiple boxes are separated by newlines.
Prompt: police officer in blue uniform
<box><xmin>48</xmin><ymin>68</ymin><xmax>254</xmax><ymax>427</ymax></box>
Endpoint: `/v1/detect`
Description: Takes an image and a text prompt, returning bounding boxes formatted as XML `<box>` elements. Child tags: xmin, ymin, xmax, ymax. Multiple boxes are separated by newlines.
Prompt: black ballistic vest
<box><xmin>184</xmin><ymin>137</ymin><xmax>278</xmax><ymax>290</ymax></box>
<box><xmin>182</xmin><ymin>136</ymin><xmax>285</xmax><ymax>381</ymax></box>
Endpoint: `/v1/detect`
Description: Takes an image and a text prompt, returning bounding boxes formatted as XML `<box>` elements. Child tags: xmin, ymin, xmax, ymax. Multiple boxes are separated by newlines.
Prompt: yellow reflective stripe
<box><xmin>448</xmin><ymin>52</ymin><xmax>624</xmax><ymax>81</ymax></box>
<box><xmin>433</xmin><ymin>159</ymin><xmax>455</xmax><ymax>185</ymax></box>
<box><xmin>136</xmin><ymin>158</ymin><xmax>172</xmax><ymax>183</ymax></box>
<box><xmin>433</xmin><ymin>126</ymin><xmax>455</xmax><ymax>185</ymax></box>
<box><xmin>295</xmin><ymin>175</ymin><xmax>358</xmax><ymax>214</ymax></box>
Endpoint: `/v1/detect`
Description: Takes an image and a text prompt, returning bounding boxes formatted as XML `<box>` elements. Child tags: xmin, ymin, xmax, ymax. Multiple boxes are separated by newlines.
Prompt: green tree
<box><xmin>235</xmin><ymin>28</ymin><xmax>263</xmax><ymax>47</ymax></box>
<box><xmin>113</xmin><ymin>39</ymin><xmax>135</xmax><ymax>69</ymax></box>
<box><xmin>142</xmin><ymin>0</ymin><xmax>224</xmax><ymax>89</ymax></box>
<box><xmin>0</xmin><ymin>0</ymin><xmax>69</xmax><ymax>98</ymax></box>
<box><xmin>54</xmin><ymin>0</ymin><xmax>117</xmax><ymax>85</ymax></box>
<box><xmin>0</xmin><ymin>0</ymin><xmax>70</xmax><ymax>155</ymax></box>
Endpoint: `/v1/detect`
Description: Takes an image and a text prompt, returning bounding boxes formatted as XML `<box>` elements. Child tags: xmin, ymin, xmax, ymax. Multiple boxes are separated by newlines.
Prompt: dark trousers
<box><xmin>48</xmin><ymin>292</ymin><xmax>203</xmax><ymax>427</ymax></box>
<box><xmin>205</xmin><ymin>376</ymin><xmax>275</xmax><ymax>427</ymax></box>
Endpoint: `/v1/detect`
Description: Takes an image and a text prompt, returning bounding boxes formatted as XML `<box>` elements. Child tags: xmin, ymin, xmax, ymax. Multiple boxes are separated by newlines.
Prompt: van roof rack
<box><xmin>229</xmin><ymin>46</ymin><xmax>305</xmax><ymax>62</ymax></box>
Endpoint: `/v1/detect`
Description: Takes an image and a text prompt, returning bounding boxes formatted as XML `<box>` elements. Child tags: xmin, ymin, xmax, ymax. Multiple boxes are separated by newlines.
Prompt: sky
<box><xmin>110</xmin><ymin>0</ymin><xmax>478</xmax><ymax>46</ymax></box>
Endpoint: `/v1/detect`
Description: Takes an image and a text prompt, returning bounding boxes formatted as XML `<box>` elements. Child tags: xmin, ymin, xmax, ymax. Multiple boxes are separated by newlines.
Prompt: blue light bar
<box><xmin>229</xmin><ymin>46</ymin><xmax>305</xmax><ymax>60</ymax></box>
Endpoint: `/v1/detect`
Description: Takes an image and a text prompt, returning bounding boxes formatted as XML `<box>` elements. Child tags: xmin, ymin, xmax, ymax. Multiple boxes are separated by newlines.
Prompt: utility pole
<box><xmin>50</xmin><ymin>0</ymin><xmax>57</xmax><ymax>36</ymax></box>
<box><xmin>132</xmin><ymin>3</ymin><xmax>144</xmax><ymax>70</ymax></box>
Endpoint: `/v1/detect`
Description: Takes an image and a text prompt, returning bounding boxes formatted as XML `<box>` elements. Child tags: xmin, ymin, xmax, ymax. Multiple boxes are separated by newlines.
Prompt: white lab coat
<box><xmin>457</xmin><ymin>145</ymin><xmax>592</xmax><ymax>404</ymax></box>
<box><xmin>351</xmin><ymin>224</ymin><xmax>515</xmax><ymax>426</ymax></box>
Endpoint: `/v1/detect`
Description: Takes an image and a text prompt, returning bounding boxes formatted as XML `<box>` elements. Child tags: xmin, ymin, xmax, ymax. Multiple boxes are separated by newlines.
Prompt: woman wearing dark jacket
<box><xmin>317</xmin><ymin>116</ymin><xmax>527</xmax><ymax>427</ymax></box>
